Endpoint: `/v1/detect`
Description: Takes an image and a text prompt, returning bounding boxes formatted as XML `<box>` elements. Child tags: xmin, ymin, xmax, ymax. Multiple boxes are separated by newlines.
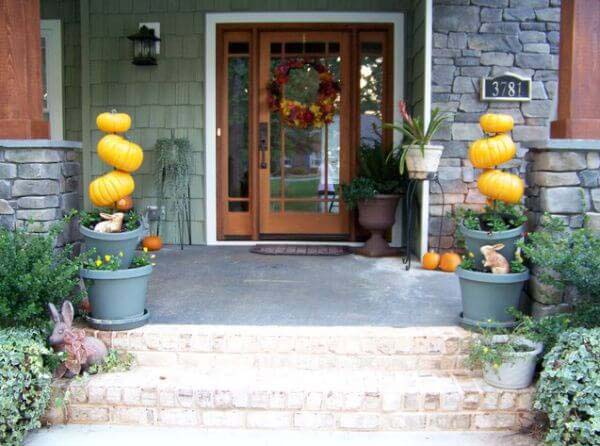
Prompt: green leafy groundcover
<box><xmin>0</xmin><ymin>329</ymin><xmax>52</xmax><ymax>446</ymax></box>
<box><xmin>534</xmin><ymin>328</ymin><xmax>600</xmax><ymax>446</ymax></box>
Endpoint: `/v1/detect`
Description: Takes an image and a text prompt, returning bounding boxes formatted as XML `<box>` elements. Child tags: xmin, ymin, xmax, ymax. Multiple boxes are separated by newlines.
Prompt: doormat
<box><xmin>250</xmin><ymin>245</ymin><xmax>352</xmax><ymax>256</ymax></box>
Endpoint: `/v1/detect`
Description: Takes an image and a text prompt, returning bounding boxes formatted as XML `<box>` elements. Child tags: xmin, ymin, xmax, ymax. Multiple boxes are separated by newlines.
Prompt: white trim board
<box><xmin>205</xmin><ymin>12</ymin><xmax>406</xmax><ymax>246</ymax></box>
<box><xmin>40</xmin><ymin>19</ymin><xmax>64</xmax><ymax>140</ymax></box>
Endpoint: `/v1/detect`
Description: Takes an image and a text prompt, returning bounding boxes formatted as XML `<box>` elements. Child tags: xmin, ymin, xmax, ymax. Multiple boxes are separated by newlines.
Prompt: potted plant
<box><xmin>342</xmin><ymin>141</ymin><xmax>405</xmax><ymax>257</ymax></box>
<box><xmin>80</xmin><ymin>248</ymin><xmax>155</xmax><ymax>331</ymax></box>
<box><xmin>456</xmin><ymin>247</ymin><xmax>529</xmax><ymax>329</ymax></box>
<box><xmin>455</xmin><ymin>201</ymin><xmax>527</xmax><ymax>270</ymax></box>
<box><xmin>466</xmin><ymin>327</ymin><xmax>543</xmax><ymax>389</ymax></box>
<box><xmin>385</xmin><ymin>100</ymin><xmax>449</xmax><ymax>179</ymax></box>
<box><xmin>79</xmin><ymin>209</ymin><xmax>145</xmax><ymax>268</ymax></box>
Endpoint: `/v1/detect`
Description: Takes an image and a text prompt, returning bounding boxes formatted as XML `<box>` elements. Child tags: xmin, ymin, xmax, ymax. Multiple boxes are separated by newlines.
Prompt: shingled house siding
<box><xmin>430</xmin><ymin>0</ymin><xmax>560</xmax><ymax>250</ymax></box>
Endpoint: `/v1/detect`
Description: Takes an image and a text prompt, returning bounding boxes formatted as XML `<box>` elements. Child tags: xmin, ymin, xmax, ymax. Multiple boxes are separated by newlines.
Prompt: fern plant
<box><xmin>154</xmin><ymin>131</ymin><xmax>193</xmax><ymax>246</ymax></box>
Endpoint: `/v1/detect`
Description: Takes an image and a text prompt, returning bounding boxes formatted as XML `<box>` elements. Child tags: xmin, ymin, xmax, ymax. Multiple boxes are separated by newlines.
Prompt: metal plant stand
<box><xmin>402</xmin><ymin>173</ymin><xmax>445</xmax><ymax>270</ymax></box>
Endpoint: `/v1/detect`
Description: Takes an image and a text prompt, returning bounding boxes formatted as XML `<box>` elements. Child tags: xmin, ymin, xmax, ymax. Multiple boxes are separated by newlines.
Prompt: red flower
<box><xmin>398</xmin><ymin>100</ymin><xmax>413</xmax><ymax>127</ymax></box>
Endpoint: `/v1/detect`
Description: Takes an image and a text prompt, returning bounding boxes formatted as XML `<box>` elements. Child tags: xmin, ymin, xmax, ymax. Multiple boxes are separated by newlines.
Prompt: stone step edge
<box><xmin>47</xmin><ymin>406</ymin><xmax>534</xmax><ymax>432</ymax></box>
<box><xmin>83</xmin><ymin>325</ymin><xmax>473</xmax><ymax>356</ymax></box>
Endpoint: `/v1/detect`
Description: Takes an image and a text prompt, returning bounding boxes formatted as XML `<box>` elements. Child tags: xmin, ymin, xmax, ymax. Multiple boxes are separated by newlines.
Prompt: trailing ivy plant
<box><xmin>155</xmin><ymin>131</ymin><xmax>193</xmax><ymax>245</ymax></box>
<box><xmin>534</xmin><ymin>328</ymin><xmax>600</xmax><ymax>446</ymax></box>
<box><xmin>0</xmin><ymin>329</ymin><xmax>52</xmax><ymax>446</ymax></box>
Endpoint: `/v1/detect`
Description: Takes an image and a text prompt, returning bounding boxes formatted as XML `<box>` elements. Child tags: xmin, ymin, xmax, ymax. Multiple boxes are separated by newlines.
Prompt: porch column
<box><xmin>550</xmin><ymin>0</ymin><xmax>600</xmax><ymax>139</ymax></box>
<box><xmin>0</xmin><ymin>0</ymin><xmax>48</xmax><ymax>139</ymax></box>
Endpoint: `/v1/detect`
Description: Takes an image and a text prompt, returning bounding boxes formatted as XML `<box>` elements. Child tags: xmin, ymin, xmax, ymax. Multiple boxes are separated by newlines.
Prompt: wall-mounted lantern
<box><xmin>127</xmin><ymin>25</ymin><xmax>161</xmax><ymax>65</ymax></box>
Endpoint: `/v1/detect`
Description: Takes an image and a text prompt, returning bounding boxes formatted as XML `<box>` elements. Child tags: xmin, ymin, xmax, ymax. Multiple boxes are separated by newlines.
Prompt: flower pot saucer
<box><xmin>85</xmin><ymin>309</ymin><xmax>150</xmax><ymax>331</ymax></box>
<box><xmin>458</xmin><ymin>312</ymin><xmax>516</xmax><ymax>331</ymax></box>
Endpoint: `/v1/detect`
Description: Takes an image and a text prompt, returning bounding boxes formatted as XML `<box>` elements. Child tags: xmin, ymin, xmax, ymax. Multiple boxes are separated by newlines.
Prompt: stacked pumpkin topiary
<box><xmin>79</xmin><ymin>110</ymin><xmax>154</xmax><ymax>331</ymax></box>
<box><xmin>470</xmin><ymin>113</ymin><xmax>524</xmax><ymax>204</ymax></box>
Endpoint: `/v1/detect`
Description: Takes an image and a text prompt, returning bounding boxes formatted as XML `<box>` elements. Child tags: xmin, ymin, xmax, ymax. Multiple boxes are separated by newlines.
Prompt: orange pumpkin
<box><xmin>115</xmin><ymin>195</ymin><xmax>134</xmax><ymax>211</ymax></box>
<box><xmin>422</xmin><ymin>251</ymin><xmax>441</xmax><ymax>270</ymax></box>
<box><xmin>439</xmin><ymin>252</ymin><xmax>462</xmax><ymax>272</ymax></box>
<box><xmin>142</xmin><ymin>235</ymin><xmax>163</xmax><ymax>251</ymax></box>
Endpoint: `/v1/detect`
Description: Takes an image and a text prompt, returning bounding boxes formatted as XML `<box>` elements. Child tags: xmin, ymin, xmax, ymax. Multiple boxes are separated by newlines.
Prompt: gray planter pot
<box><xmin>80</xmin><ymin>224</ymin><xmax>144</xmax><ymax>269</ymax></box>
<box><xmin>456</xmin><ymin>267</ymin><xmax>530</xmax><ymax>329</ymax></box>
<box><xmin>483</xmin><ymin>335</ymin><xmax>543</xmax><ymax>389</ymax></box>
<box><xmin>81</xmin><ymin>265</ymin><xmax>152</xmax><ymax>331</ymax></box>
<box><xmin>460</xmin><ymin>223</ymin><xmax>525</xmax><ymax>271</ymax></box>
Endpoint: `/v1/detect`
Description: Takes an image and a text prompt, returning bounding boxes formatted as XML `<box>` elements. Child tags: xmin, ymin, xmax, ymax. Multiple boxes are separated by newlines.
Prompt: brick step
<box><xmin>84</xmin><ymin>325</ymin><xmax>474</xmax><ymax>372</ymax></box>
<box><xmin>47</xmin><ymin>366</ymin><xmax>534</xmax><ymax>432</ymax></box>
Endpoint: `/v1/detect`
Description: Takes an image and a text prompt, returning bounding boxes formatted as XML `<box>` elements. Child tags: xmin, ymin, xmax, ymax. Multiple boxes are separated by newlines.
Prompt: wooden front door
<box><xmin>217</xmin><ymin>25</ymin><xmax>393</xmax><ymax>241</ymax></box>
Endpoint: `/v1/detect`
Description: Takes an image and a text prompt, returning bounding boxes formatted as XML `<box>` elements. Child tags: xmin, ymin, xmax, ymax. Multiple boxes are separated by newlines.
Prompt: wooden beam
<box><xmin>0</xmin><ymin>0</ymin><xmax>48</xmax><ymax>138</ymax></box>
<box><xmin>551</xmin><ymin>0</ymin><xmax>600</xmax><ymax>139</ymax></box>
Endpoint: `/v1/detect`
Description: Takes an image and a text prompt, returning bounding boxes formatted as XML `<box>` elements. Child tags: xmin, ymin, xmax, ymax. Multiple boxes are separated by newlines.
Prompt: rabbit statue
<box><xmin>48</xmin><ymin>301</ymin><xmax>108</xmax><ymax>378</ymax></box>
<box><xmin>480</xmin><ymin>244</ymin><xmax>510</xmax><ymax>274</ymax></box>
<box><xmin>93</xmin><ymin>212</ymin><xmax>125</xmax><ymax>233</ymax></box>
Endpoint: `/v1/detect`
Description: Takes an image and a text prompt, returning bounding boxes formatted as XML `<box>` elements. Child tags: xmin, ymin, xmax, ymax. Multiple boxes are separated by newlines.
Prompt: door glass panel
<box><xmin>227</xmin><ymin>54</ymin><xmax>249</xmax><ymax>208</ymax></box>
<box><xmin>359</xmin><ymin>41</ymin><xmax>384</xmax><ymax>147</ymax></box>
<box><xmin>269</xmin><ymin>41</ymin><xmax>341</xmax><ymax>214</ymax></box>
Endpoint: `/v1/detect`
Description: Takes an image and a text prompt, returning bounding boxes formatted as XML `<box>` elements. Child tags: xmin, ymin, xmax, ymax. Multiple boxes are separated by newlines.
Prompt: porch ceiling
<box><xmin>145</xmin><ymin>246</ymin><xmax>461</xmax><ymax>327</ymax></box>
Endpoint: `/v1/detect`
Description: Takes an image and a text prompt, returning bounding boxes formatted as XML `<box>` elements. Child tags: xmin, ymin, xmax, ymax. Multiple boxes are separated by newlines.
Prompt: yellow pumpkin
<box><xmin>89</xmin><ymin>170</ymin><xmax>135</xmax><ymax>207</ymax></box>
<box><xmin>468</xmin><ymin>133</ymin><xmax>517</xmax><ymax>169</ymax></box>
<box><xmin>439</xmin><ymin>252</ymin><xmax>462</xmax><ymax>273</ymax></box>
<box><xmin>477</xmin><ymin>169</ymin><xmax>524</xmax><ymax>204</ymax></box>
<box><xmin>422</xmin><ymin>251</ymin><xmax>441</xmax><ymax>270</ymax></box>
<box><xmin>96</xmin><ymin>110</ymin><xmax>132</xmax><ymax>134</ymax></box>
<box><xmin>97</xmin><ymin>134</ymin><xmax>144</xmax><ymax>172</ymax></box>
<box><xmin>479</xmin><ymin>113</ymin><xmax>514</xmax><ymax>134</ymax></box>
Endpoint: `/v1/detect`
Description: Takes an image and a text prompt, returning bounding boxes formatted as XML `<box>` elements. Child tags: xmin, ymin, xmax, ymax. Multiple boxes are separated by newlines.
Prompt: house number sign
<box><xmin>480</xmin><ymin>72</ymin><xmax>532</xmax><ymax>102</ymax></box>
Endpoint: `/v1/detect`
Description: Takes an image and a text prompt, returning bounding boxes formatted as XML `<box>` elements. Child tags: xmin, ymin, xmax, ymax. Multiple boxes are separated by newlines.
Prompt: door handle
<box><xmin>259</xmin><ymin>122</ymin><xmax>268</xmax><ymax>169</ymax></box>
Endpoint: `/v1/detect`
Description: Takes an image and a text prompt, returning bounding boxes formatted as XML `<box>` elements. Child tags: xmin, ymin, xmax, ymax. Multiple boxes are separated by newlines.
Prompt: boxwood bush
<box><xmin>0</xmin><ymin>329</ymin><xmax>52</xmax><ymax>446</ymax></box>
<box><xmin>534</xmin><ymin>328</ymin><xmax>600</xmax><ymax>445</ymax></box>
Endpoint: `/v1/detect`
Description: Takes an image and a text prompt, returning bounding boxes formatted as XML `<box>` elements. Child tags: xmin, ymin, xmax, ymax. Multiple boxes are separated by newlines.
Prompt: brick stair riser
<box><xmin>129</xmin><ymin>351</ymin><xmax>475</xmax><ymax>374</ymax></box>
<box><xmin>47</xmin><ymin>384</ymin><xmax>533</xmax><ymax>431</ymax></box>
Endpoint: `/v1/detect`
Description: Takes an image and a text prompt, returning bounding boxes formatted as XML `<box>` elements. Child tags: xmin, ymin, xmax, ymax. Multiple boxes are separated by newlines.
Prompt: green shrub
<box><xmin>0</xmin><ymin>329</ymin><xmax>52</xmax><ymax>446</ymax></box>
<box><xmin>534</xmin><ymin>328</ymin><xmax>600</xmax><ymax>445</ymax></box>
<box><xmin>0</xmin><ymin>218</ymin><xmax>82</xmax><ymax>328</ymax></box>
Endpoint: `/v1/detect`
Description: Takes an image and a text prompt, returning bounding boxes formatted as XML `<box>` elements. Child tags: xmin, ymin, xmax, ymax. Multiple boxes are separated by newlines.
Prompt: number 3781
<box><xmin>491</xmin><ymin>80</ymin><xmax>523</xmax><ymax>97</ymax></box>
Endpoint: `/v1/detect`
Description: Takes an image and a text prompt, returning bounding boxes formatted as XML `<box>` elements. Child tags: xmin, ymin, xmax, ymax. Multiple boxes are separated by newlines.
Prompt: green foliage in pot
<box><xmin>341</xmin><ymin>141</ymin><xmax>404</xmax><ymax>210</ymax></box>
<box><xmin>0</xmin><ymin>329</ymin><xmax>52</xmax><ymax>446</ymax></box>
<box><xmin>79</xmin><ymin>209</ymin><xmax>142</xmax><ymax>232</ymax></box>
<box><xmin>0</xmin><ymin>216</ymin><xmax>83</xmax><ymax>329</ymax></box>
<box><xmin>384</xmin><ymin>100</ymin><xmax>450</xmax><ymax>174</ymax></box>
<box><xmin>519</xmin><ymin>214</ymin><xmax>600</xmax><ymax>301</ymax></box>
<box><xmin>534</xmin><ymin>328</ymin><xmax>600</xmax><ymax>446</ymax></box>
<box><xmin>458</xmin><ymin>247</ymin><xmax>526</xmax><ymax>273</ymax></box>
<box><xmin>465</xmin><ymin>329</ymin><xmax>536</xmax><ymax>371</ymax></box>
<box><xmin>83</xmin><ymin>248</ymin><xmax>155</xmax><ymax>271</ymax></box>
<box><xmin>455</xmin><ymin>201</ymin><xmax>527</xmax><ymax>233</ymax></box>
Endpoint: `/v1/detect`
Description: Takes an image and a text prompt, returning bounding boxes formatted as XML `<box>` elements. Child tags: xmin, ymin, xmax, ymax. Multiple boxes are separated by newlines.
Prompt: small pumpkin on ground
<box><xmin>477</xmin><ymin>169</ymin><xmax>524</xmax><ymax>204</ymax></box>
<box><xmin>89</xmin><ymin>170</ymin><xmax>135</xmax><ymax>207</ymax></box>
<box><xmin>142</xmin><ymin>235</ymin><xmax>163</xmax><ymax>251</ymax></box>
<box><xmin>439</xmin><ymin>252</ymin><xmax>462</xmax><ymax>273</ymax></box>
<box><xmin>115</xmin><ymin>195</ymin><xmax>134</xmax><ymax>211</ymax></box>
<box><xmin>96</xmin><ymin>110</ymin><xmax>132</xmax><ymax>134</ymax></box>
<box><xmin>479</xmin><ymin>113</ymin><xmax>514</xmax><ymax>134</ymax></box>
<box><xmin>422</xmin><ymin>251</ymin><xmax>441</xmax><ymax>270</ymax></box>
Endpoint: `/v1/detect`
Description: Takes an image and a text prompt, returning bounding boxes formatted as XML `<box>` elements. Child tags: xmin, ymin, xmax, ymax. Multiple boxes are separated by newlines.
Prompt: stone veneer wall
<box><xmin>526</xmin><ymin>140</ymin><xmax>600</xmax><ymax>317</ymax></box>
<box><xmin>430</xmin><ymin>0</ymin><xmax>560</xmax><ymax>250</ymax></box>
<box><xmin>0</xmin><ymin>141</ymin><xmax>82</xmax><ymax>245</ymax></box>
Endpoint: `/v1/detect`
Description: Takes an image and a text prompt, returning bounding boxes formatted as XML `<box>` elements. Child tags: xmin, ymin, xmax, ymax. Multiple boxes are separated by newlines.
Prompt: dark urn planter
<box><xmin>81</xmin><ymin>265</ymin><xmax>152</xmax><ymax>331</ymax></box>
<box><xmin>355</xmin><ymin>194</ymin><xmax>400</xmax><ymax>257</ymax></box>
<box><xmin>460</xmin><ymin>223</ymin><xmax>525</xmax><ymax>271</ymax></box>
<box><xmin>456</xmin><ymin>267</ymin><xmax>530</xmax><ymax>330</ymax></box>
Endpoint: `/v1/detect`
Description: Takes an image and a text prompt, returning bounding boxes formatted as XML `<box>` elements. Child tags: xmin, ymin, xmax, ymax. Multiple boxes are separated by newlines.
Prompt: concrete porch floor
<box><xmin>145</xmin><ymin>246</ymin><xmax>461</xmax><ymax>327</ymax></box>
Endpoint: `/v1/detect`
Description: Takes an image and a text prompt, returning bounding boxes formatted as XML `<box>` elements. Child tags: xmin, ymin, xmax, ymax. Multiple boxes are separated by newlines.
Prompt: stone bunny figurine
<box><xmin>480</xmin><ymin>244</ymin><xmax>510</xmax><ymax>274</ymax></box>
<box><xmin>93</xmin><ymin>212</ymin><xmax>125</xmax><ymax>233</ymax></box>
<box><xmin>48</xmin><ymin>301</ymin><xmax>108</xmax><ymax>378</ymax></box>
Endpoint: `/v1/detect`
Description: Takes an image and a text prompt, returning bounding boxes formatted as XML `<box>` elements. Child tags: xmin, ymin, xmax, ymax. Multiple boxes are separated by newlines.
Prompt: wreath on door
<box><xmin>268</xmin><ymin>58</ymin><xmax>340</xmax><ymax>129</ymax></box>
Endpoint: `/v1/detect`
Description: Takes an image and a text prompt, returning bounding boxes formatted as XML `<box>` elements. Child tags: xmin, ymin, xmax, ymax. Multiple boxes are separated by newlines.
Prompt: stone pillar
<box><xmin>550</xmin><ymin>0</ymin><xmax>600</xmax><ymax>139</ymax></box>
<box><xmin>0</xmin><ymin>141</ymin><xmax>82</xmax><ymax>245</ymax></box>
<box><xmin>0</xmin><ymin>0</ymin><xmax>49</xmax><ymax>138</ymax></box>
<box><xmin>526</xmin><ymin>139</ymin><xmax>600</xmax><ymax>317</ymax></box>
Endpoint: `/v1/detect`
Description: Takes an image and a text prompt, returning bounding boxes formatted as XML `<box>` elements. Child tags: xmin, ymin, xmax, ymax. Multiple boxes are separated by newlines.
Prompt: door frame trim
<box><xmin>206</xmin><ymin>12</ymin><xmax>405</xmax><ymax>246</ymax></box>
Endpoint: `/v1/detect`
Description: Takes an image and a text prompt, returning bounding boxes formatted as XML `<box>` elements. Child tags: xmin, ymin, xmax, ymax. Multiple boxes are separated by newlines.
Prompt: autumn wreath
<box><xmin>268</xmin><ymin>58</ymin><xmax>340</xmax><ymax>129</ymax></box>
